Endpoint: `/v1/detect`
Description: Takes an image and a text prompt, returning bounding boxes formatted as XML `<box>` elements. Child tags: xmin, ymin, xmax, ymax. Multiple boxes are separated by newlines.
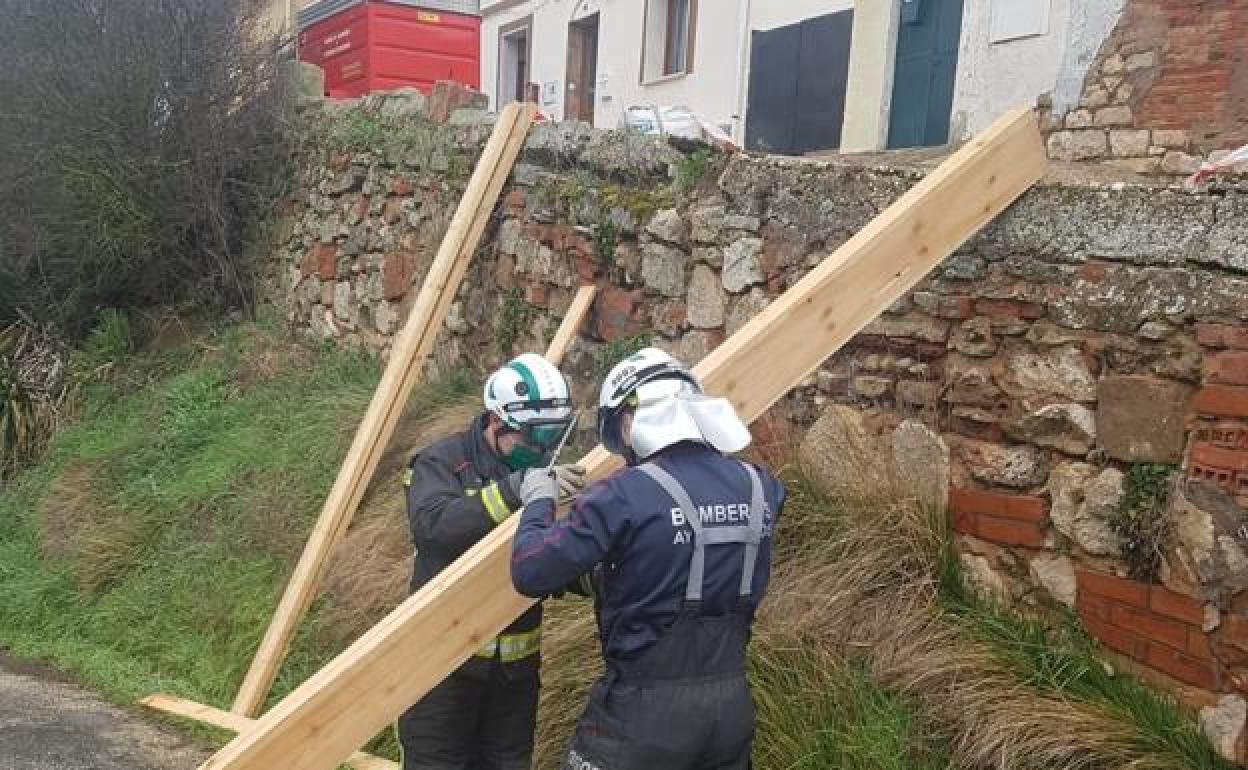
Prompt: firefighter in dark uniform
<box><xmin>507</xmin><ymin>348</ymin><xmax>786</xmax><ymax>770</ymax></box>
<box><xmin>399</xmin><ymin>352</ymin><xmax>585</xmax><ymax>770</ymax></box>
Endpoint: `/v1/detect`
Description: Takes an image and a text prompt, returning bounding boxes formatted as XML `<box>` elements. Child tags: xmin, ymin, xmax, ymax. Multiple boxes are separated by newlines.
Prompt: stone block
<box><xmin>686</xmin><ymin>264</ymin><xmax>725</xmax><ymax>329</ymax></box>
<box><xmin>893</xmin><ymin>420</ymin><xmax>949</xmax><ymax>509</ymax></box>
<box><xmin>646</xmin><ymin>208</ymin><xmax>689</xmax><ymax>245</ymax></box>
<box><xmin>640</xmin><ymin>242</ymin><xmax>686</xmax><ymax>298</ymax></box>
<box><xmin>1049</xmin><ymin>463</ymin><xmax>1124</xmax><ymax>555</ymax></box>
<box><xmin>956</xmin><ymin>439</ymin><xmax>1049</xmax><ymax>490</ymax></box>
<box><xmin>1065</xmin><ymin>109</ymin><xmax>1094</xmax><ymax>129</ymax></box>
<box><xmin>1102</xmin><ymin>54</ymin><xmax>1125</xmax><ymax>75</ymax></box>
<box><xmin>1200</xmin><ymin>696</ymin><xmax>1247</xmax><ymax>765</ymax></box>
<box><xmin>1030</xmin><ymin>554</ymin><xmax>1077</xmax><ymax>607</ymax></box>
<box><xmin>951</xmin><ymin>317</ymin><xmax>998</xmax><ymax>357</ymax></box>
<box><xmin>1161</xmin><ymin>151</ymin><xmax>1202</xmax><ymax>175</ymax></box>
<box><xmin>1097</xmin><ymin>376</ymin><xmax>1192</xmax><ymax>463</ymax></box>
<box><xmin>1126</xmin><ymin>51</ymin><xmax>1158</xmax><ymax>71</ymax></box>
<box><xmin>1095</xmin><ymin>106</ymin><xmax>1135</xmax><ymax>127</ymax></box>
<box><xmin>1110</xmin><ymin>129</ymin><xmax>1152</xmax><ymax>157</ymax></box>
<box><xmin>1082</xmin><ymin>84</ymin><xmax>1111</xmax><ymax>109</ymax></box>
<box><xmin>1007</xmin><ymin>403</ymin><xmax>1097</xmax><ymax>456</ymax></box>
<box><xmin>999</xmin><ymin>345</ymin><xmax>1097</xmax><ymax>403</ymax></box>
<box><xmin>1047</xmin><ymin>130</ymin><xmax>1109</xmax><ymax>161</ymax></box>
<box><xmin>851</xmin><ymin>375</ymin><xmax>894</xmax><ymax>399</ymax></box>
<box><xmin>861</xmin><ymin>314</ymin><xmax>951</xmax><ymax>344</ymax></box>
<box><xmin>722</xmin><ymin>237</ymin><xmax>764</xmax><ymax>293</ymax></box>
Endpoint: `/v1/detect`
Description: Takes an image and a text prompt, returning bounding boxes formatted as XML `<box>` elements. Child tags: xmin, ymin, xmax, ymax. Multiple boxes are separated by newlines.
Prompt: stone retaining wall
<box><xmin>269</xmin><ymin>89</ymin><xmax>1248</xmax><ymax>762</ymax></box>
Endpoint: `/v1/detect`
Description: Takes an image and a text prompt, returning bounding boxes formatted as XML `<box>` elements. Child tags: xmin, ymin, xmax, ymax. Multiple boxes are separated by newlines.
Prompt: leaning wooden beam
<box><xmin>225</xmin><ymin>102</ymin><xmax>538</xmax><ymax>717</ymax></box>
<box><xmin>198</xmin><ymin>106</ymin><xmax>1047</xmax><ymax>770</ymax></box>
<box><xmin>141</xmin><ymin>695</ymin><xmax>398</xmax><ymax>770</ymax></box>
<box><xmin>544</xmin><ymin>285</ymin><xmax>597</xmax><ymax>363</ymax></box>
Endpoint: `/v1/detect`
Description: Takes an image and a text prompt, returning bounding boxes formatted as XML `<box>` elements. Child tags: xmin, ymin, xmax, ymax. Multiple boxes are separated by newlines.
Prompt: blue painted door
<box><xmin>887</xmin><ymin>0</ymin><xmax>965</xmax><ymax>149</ymax></box>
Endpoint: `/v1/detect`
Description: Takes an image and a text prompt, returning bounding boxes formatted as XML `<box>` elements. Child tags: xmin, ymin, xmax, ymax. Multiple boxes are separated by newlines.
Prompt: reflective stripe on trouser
<box><xmin>475</xmin><ymin>628</ymin><xmax>541</xmax><ymax>663</ymax></box>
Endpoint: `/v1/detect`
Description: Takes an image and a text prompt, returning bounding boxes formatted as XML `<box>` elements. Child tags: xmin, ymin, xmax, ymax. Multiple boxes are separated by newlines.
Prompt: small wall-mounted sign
<box><xmin>541</xmin><ymin>81</ymin><xmax>559</xmax><ymax>106</ymax></box>
<box><xmin>417</xmin><ymin>11</ymin><xmax>441</xmax><ymax>23</ymax></box>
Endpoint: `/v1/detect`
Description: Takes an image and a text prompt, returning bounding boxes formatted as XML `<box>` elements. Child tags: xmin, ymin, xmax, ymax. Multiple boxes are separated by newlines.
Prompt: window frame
<box><xmin>639</xmin><ymin>0</ymin><xmax>697</xmax><ymax>84</ymax></box>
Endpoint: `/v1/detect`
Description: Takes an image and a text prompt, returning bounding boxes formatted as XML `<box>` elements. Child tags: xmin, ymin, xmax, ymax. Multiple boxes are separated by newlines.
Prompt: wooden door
<box><xmin>565</xmin><ymin>13</ymin><xmax>599</xmax><ymax>124</ymax></box>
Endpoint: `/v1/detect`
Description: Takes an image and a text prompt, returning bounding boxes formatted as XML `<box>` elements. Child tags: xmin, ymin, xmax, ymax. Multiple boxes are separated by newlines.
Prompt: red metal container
<box><xmin>299</xmin><ymin>0</ymin><xmax>481</xmax><ymax>99</ymax></box>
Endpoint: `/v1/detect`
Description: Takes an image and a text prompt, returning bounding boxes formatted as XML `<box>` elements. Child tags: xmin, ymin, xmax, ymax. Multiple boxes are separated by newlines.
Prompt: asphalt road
<box><xmin>0</xmin><ymin>652</ymin><xmax>207</xmax><ymax>770</ymax></box>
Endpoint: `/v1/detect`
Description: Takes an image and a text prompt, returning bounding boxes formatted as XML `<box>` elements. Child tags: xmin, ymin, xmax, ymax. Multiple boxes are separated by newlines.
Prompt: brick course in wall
<box><xmin>1077</xmin><ymin>569</ymin><xmax>1219</xmax><ymax>690</ymax></box>
<box><xmin>1045</xmin><ymin>0</ymin><xmax>1248</xmax><ymax>174</ymax></box>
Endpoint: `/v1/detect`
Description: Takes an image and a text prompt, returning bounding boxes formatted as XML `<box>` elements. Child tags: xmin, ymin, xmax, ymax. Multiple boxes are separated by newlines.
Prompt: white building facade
<box><xmin>479</xmin><ymin>0</ymin><xmax>1126</xmax><ymax>154</ymax></box>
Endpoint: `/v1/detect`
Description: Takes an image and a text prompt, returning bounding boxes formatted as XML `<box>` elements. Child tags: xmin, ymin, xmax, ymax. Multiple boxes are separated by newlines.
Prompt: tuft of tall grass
<box><xmin>533</xmin><ymin>406</ymin><xmax>1231</xmax><ymax>769</ymax></box>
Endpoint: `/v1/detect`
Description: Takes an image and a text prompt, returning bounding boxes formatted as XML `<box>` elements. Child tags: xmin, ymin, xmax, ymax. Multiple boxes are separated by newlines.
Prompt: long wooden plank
<box><xmin>199</xmin><ymin>107</ymin><xmax>1046</xmax><ymax>770</ymax></box>
<box><xmin>142</xmin><ymin>695</ymin><xmax>398</xmax><ymax>770</ymax></box>
<box><xmin>544</xmin><ymin>285</ymin><xmax>597</xmax><ymax>363</ymax></box>
<box><xmin>228</xmin><ymin>102</ymin><xmax>537</xmax><ymax>717</ymax></box>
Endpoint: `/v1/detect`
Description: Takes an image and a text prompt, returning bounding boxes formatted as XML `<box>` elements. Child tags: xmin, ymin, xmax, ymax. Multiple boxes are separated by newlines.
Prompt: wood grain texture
<box><xmin>544</xmin><ymin>285</ymin><xmax>597</xmax><ymax>364</ymax></box>
<box><xmin>199</xmin><ymin>107</ymin><xmax>1046</xmax><ymax>770</ymax></box>
<box><xmin>142</xmin><ymin>695</ymin><xmax>398</xmax><ymax>770</ymax></box>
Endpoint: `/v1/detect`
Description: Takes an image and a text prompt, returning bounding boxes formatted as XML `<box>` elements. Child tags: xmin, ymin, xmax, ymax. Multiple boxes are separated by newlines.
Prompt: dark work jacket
<box><xmin>510</xmin><ymin>442</ymin><xmax>785</xmax><ymax>672</ymax></box>
<box><xmin>407</xmin><ymin>414</ymin><xmax>542</xmax><ymax>677</ymax></box>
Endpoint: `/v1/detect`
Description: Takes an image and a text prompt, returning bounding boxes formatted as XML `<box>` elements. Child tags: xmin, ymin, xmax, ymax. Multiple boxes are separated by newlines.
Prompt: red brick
<box><xmin>382</xmin><ymin>252</ymin><xmax>414</xmax><ymax>300</ymax></box>
<box><xmin>592</xmin><ymin>287</ymin><xmax>646</xmax><ymax>342</ymax></box>
<box><xmin>1110</xmin><ymin>605</ymin><xmax>1189</xmax><ymax>651</ymax></box>
<box><xmin>1189</xmin><ymin>629</ymin><xmax>1215</xmax><ymax>661</ymax></box>
<box><xmin>1194</xmin><ymin>386</ymin><xmax>1248</xmax><ymax>418</ymax></box>
<box><xmin>1076</xmin><ymin>570</ymin><xmax>1149</xmax><ymax>607</ymax></box>
<box><xmin>311</xmin><ymin>242</ymin><xmax>338</xmax><ymax>281</ymax></box>
<box><xmin>1083</xmin><ymin>616</ymin><xmax>1150</xmax><ymax>660</ymax></box>
<box><xmin>574</xmin><ymin>254</ymin><xmax>599</xmax><ymax>284</ymax></box>
<box><xmin>974</xmin><ymin>299</ymin><xmax>1045</xmax><ymax>320</ymax></box>
<box><xmin>1145</xmin><ymin>642</ymin><xmax>1219</xmax><ymax>690</ymax></box>
<box><xmin>524</xmin><ymin>284</ymin><xmax>549</xmax><ymax>308</ymax></box>
<box><xmin>1077</xmin><ymin>594</ymin><xmax>1112</xmax><ymax>623</ymax></box>
<box><xmin>1205</xmin><ymin>353</ymin><xmax>1248</xmax><ymax>386</ymax></box>
<box><xmin>1226</xmin><ymin>614</ymin><xmax>1248</xmax><ymax>653</ymax></box>
<box><xmin>949</xmin><ymin>488</ymin><xmax>1048</xmax><ymax>523</ymax></box>
<box><xmin>1149</xmin><ymin>586</ymin><xmax>1206</xmax><ymax>626</ymax></box>
<box><xmin>951</xmin><ymin>507</ymin><xmax>978</xmax><ymax>536</ymax></box>
<box><xmin>391</xmin><ymin>177</ymin><xmax>414</xmax><ymax>196</ymax></box>
<box><xmin>976</xmin><ymin>515</ymin><xmax>1046</xmax><ymax>548</ymax></box>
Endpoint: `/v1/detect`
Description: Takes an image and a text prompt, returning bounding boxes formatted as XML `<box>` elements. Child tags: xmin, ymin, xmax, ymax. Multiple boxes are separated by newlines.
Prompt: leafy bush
<box><xmin>0</xmin><ymin>0</ymin><xmax>291</xmax><ymax>338</ymax></box>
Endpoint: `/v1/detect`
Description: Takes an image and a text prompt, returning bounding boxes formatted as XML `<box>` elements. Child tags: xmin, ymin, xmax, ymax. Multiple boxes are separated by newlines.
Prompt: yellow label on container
<box><xmin>418</xmin><ymin>11</ymin><xmax>441</xmax><ymax>23</ymax></box>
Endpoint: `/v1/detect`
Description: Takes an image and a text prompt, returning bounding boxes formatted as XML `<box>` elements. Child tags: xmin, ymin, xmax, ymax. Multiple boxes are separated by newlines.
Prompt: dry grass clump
<box><xmin>318</xmin><ymin>397</ymin><xmax>481</xmax><ymax>647</ymax></box>
<box><xmin>533</xmin><ymin>408</ymin><xmax>1208</xmax><ymax>769</ymax></box>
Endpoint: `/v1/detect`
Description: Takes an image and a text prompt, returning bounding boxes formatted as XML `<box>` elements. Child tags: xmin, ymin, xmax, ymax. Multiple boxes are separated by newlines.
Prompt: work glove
<box><xmin>505</xmin><ymin>468</ymin><xmax>557</xmax><ymax>507</ymax></box>
<box><xmin>553</xmin><ymin>464</ymin><xmax>587</xmax><ymax>502</ymax></box>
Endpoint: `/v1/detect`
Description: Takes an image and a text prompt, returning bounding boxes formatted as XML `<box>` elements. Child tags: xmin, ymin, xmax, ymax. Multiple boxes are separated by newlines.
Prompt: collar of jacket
<box><xmin>469</xmin><ymin>413</ymin><xmax>513</xmax><ymax>482</ymax></box>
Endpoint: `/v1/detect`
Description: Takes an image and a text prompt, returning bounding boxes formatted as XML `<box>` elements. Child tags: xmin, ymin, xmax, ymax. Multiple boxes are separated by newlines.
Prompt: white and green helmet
<box><xmin>483</xmin><ymin>353</ymin><xmax>575</xmax><ymax>453</ymax></box>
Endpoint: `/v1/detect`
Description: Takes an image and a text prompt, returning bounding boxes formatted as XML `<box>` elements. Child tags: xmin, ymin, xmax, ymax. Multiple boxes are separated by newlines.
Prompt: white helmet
<box><xmin>597</xmin><ymin>347</ymin><xmax>751</xmax><ymax>461</ymax></box>
<box><xmin>484</xmin><ymin>353</ymin><xmax>574</xmax><ymax>460</ymax></box>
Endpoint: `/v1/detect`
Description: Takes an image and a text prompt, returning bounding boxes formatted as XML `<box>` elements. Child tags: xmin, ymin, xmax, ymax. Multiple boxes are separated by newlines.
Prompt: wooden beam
<box><xmin>141</xmin><ymin>695</ymin><xmax>398</xmax><ymax>770</ymax></box>
<box><xmin>226</xmin><ymin>102</ymin><xmax>538</xmax><ymax>717</ymax></box>
<box><xmin>544</xmin><ymin>285</ymin><xmax>597</xmax><ymax>363</ymax></box>
<box><xmin>198</xmin><ymin>107</ymin><xmax>1046</xmax><ymax>770</ymax></box>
